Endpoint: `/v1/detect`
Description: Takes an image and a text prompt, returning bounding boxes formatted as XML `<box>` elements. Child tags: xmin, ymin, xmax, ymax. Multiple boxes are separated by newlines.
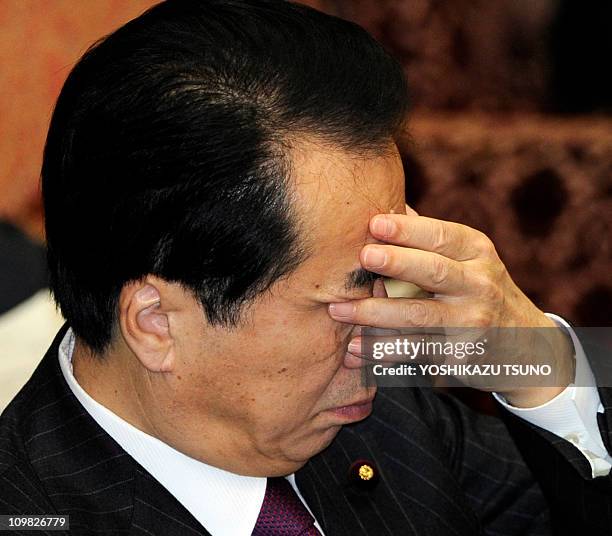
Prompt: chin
<box><xmin>249</xmin><ymin>425</ymin><xmax>343</xmax><ymax>477</ymax></box>
<box><xmin>294</xmin><ymin>424</ymin><xmax>342</xmax><ymax>463</ymax></box>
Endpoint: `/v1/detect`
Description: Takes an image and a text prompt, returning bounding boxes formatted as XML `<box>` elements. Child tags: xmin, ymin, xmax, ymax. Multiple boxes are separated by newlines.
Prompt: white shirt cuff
<box><xmin>493</xmin><ymin>313</ymin><xmax>612</xmax><ymax>478</ymax></box>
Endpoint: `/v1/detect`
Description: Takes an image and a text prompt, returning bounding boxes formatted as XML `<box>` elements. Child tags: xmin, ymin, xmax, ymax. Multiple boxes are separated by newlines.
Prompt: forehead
<box><xmin>291</xmin><ymin>140</ymin><xmax>405</xmax><ymax>240</ymax></box>
<box><xmin>286</xmin><ymin>139</ymin><xmax>406</xmax><ymax>293</ymax></box>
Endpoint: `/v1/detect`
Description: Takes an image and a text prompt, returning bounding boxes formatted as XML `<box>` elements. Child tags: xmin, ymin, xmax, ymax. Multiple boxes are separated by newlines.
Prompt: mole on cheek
<box><xmin>277</xmin><ymin>367</ymin><xmax>288</xmax><ymax>374</ymax></box>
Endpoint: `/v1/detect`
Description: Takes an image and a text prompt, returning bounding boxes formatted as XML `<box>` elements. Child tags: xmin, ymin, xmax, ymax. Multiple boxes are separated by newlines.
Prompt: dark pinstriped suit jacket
<box><xmin>1</xmin><ymin>324</ymin><xmax>612</xmax><ymax>535</ymax></box>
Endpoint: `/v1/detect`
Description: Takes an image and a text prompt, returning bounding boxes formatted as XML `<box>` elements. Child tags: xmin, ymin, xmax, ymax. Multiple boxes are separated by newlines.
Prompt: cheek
<box><xmin>177</xmin><ymin>307</ymin><xmax>353</xmax><ymax>428</ymax></box>
<box><xmin>246</xmin><ymin>312</ymin><xmax>351</xmax><ymax>411</ymax></box>
<box><xmin>292</xmin><ymin>306</ymin><xmax>352</xmax><ymax>365</ymax></box>
<box><xmin>262</xmin><ymin>304</ymin><xmax>351</xmax><ymax>367</ymax></box>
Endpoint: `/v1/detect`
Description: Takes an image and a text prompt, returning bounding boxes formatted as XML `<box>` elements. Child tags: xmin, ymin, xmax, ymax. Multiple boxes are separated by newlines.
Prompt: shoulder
<box><xmin>0</xmin><ymin>456</ymin><xmax>54</xmax><ymax>514</ymax></box>
<box><xmin>0</xmin><ymin>325</ymin><xmax>71</xmax><ymax>513</ymax></box>
<box><xmin>0</xmin><ymin>407</ymin><xmax>55</xmax><ymax>514</ymax></box>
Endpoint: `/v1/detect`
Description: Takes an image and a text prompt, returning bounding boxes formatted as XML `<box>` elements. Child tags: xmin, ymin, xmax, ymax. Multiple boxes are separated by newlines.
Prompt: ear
<box><xmin>119</xmin><ymin>277</ymin><xmax>175</xmax><ymax>373</ymax></box>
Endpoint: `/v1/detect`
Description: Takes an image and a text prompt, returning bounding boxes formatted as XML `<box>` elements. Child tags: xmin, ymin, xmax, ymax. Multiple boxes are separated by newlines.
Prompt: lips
<box><xmin>328</xmin><ymin>393</ymin><xmax>375</xmax><ymax>422</ymax></box>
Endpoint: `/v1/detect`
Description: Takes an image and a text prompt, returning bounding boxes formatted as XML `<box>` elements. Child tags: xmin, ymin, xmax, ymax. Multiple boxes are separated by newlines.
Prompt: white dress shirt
<box><xmin>59</xmin><ymin>314</ymin><xmax>610</xmax><ymax>534</ymax></box>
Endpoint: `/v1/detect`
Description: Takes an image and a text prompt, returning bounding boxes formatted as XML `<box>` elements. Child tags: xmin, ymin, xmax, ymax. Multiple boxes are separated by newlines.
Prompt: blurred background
<box><xmin>1</xmin><ymin>0</ymin><xmax>611</xmax><ymax>408</ymax></box>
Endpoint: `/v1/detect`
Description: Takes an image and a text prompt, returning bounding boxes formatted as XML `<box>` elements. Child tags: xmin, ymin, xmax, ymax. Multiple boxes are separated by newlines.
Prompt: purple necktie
<box><xmin>251</xmin><ymin>477</ymin><xmax>322</xmax><ymax>536</ymax></box>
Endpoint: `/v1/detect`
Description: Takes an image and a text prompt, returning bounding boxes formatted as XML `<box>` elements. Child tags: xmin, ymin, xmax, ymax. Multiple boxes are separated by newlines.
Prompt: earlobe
<box><xmin>120</xmin><ymin>282</ymin><xmax>175</xmax><ymax>373</ymax></box>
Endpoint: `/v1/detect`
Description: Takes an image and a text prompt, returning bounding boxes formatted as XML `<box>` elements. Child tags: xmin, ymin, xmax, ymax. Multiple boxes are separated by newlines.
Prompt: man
<box><xmin>0</xmin><ymin>1</ymin><xmax>610</xmax><ymax>534</ymax></box>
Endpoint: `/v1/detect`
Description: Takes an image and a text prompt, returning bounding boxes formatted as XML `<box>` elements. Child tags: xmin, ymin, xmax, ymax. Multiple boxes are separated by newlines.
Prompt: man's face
<box><xmin>163</xmin><ymin>140</ymin><xmax>406</xmax><ymax>476</ymax></box>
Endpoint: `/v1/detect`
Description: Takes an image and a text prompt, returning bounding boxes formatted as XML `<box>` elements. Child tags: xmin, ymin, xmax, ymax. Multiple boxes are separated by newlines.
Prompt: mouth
<box><xmin>327</xmin><ymin>393</ymin><xmax>376</xmax><ymax>422</ymax></box>
<box><xmin>320</xmin><ymin>327</ymin><xmax>376</xmax><ymax>423</ymax></box>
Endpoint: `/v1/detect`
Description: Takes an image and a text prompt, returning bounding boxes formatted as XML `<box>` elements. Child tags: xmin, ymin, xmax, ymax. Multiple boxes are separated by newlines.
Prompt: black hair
<box><xmin>42</xmin><ymin>0</ymin><xmax>409</xmax><ymax>353</ymax></box>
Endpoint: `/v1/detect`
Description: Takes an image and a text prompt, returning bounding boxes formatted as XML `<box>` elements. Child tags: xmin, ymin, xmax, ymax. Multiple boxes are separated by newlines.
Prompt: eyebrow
<box><xmin>344</xmin><ymin>267</ymin><xmax>381</xmax><ymax>292</ymax></box>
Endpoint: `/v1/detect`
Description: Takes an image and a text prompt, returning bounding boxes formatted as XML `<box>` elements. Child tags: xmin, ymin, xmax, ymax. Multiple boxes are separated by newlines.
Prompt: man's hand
<box><xmin>328</xmin><ymin>206</ymin><xmax>575</xmax><ymax>407</ymax></box>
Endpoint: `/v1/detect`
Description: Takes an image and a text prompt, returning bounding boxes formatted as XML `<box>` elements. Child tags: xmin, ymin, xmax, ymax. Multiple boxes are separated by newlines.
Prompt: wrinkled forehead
<box><xmin>289</xmin><ymin>140</ymin><xmax>406</xmax><ymax>252</ymax></box>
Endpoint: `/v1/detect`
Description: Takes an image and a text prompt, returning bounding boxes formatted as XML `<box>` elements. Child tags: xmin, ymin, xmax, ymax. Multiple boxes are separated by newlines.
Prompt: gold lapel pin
<box><xmin>358</xmin><ymin>464</ymin><xmax>375</xmax><ymax>481</ymax></box>
<box><xmin>348</xmin><ymin>459</ymin><xmax>379</xmax><ymax>489</ymax></box>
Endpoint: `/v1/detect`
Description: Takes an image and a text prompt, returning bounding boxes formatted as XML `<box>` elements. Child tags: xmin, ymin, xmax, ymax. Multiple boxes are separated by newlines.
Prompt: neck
<box><xmin>71</xmin><ymin>337</ymin><xmax>159</xmax><ymax>438</ymax></box>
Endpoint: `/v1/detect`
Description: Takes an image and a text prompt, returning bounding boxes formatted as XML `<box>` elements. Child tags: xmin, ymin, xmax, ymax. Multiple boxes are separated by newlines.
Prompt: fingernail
<box><xmin>348</xmin><ymin>338</ymin><xmax>362</xmax><ymax>355</ymax></box>
<box><xmin>371</xmin><ymin>216</ymin><xmax>389</xmax><ymax>237</ymax></box>
<box><xmin>363</xmin><ymin>247</ymin><xmax>386</xmax><ymax>268</ymax></box>
<box><xmin>329</xmin><ymin>302</ymin><xmax>355</xmax><ymax>319</ymax></box>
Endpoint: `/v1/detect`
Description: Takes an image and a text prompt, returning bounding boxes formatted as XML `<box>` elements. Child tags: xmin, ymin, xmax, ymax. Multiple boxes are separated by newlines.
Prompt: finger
<box><xmin>344</xmin><ymin>345</ymin><xmax>368</xmax><ymax>368</ymax></box>
<box><xmin>373</xmin><ymin>277</ymin><xmax>388</xmax><ymax>298</ymax></box>
<box><xmin>345</xmin><ymin>325</ymin><xmax>401</xmax><ymax>368</ymax></box>
<box><xmin>344</xmin><ymin>349</ymin><xmax>410</xmax><ymax>369</ymax></box>
<box><xmin>405</xmin><ymin>203</ymin><xmax>419</xmax><ymax>217</ymax></box>
<box><xmin>370</xmin><ymin>213</ymin><xmax>492</xmax><ymax>261</ymax></box>
<box><xmin>361</xmin><ymin>244</ymin><xmax>466</xmax><ymax>295</ymax></box>
<box><xmin>384</xmin><ymin>278</ymin><xmax>432</xmax><ymax>299</ymax></box>
<box><xmin>348</xmin><ymin>333</ymin><xmax>446</xmax><ymax>362</ymax></box>
<box><xmin>344</xmin><ymin>347</ymin><xmax>410</xmax><ymax>369</ymax></box>
<box><xmin>329</xmin><ymin>297</ymin><xmax>453</xmax><ymax>328</ymax></box>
